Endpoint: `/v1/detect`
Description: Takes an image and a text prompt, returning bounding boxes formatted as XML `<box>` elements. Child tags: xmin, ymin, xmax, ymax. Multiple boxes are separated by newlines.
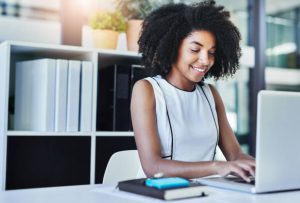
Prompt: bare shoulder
<box><xmin>132</xmin><ymin>79</ymin><xmax>154</xmax><ymax>98</ymax></box>
<box><xmin>132</xmin><ymin>79</ymin><xmax>153</xmax><ymax>92</ymax></box>
<box><xmin>207</xmin><ymin>84</ymin><xmax>220</xmax><ymax>98</ymax></box>
<box><xmin>207</xmin><ymin>83</ymin><xmax>223</xmax><ymax>107</ymax></box>
<box><xmin>131</xmin><ymin>79</ymin><xmax>156</xmax><ymax>110</ymax></box>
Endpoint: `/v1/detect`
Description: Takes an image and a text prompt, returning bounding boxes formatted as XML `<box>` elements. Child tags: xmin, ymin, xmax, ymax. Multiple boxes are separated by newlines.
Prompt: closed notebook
<box><xmin>118</xmin><ymin>178</ymin><xmax>208</xmax><ymax>201</ymax></box>
<box><xmin>80</xmin><ymin>61</ymin><xmax>93</xmax><ymax>131</ymax></box>
<box><xmin>54</xmin><ymin>59</ymin><xmax>68</xmax><ymax>132</ymax></box>
<box><xmin>66</xmin><ymin>60</ymin><xmax>81</xmax><ymax>131</ymax></box>
<box><xmin>15</xmin><ymin>58</ymin><xmax>56</xmax><ymax>131</ymax></box>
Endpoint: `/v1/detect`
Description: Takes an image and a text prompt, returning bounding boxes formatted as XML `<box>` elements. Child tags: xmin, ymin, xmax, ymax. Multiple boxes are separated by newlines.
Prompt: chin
<box><xmin>188</xmin><ymin>76</ymin><xmax>203</xmax><ymax>84</ymax></box>
<box><xmin>193</xmin><ymin>74</ymin><xmax>205</xmax><ymax>82</ymax></box>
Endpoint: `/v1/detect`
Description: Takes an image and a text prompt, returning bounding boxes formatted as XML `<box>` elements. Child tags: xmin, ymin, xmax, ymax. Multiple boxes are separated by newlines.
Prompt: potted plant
<box><xmin>89</xmin><ymin>11</ymin><xmax>126</xmax><ymax>49</ymax></box>
<box><xmin>115</xmin><ymin>0</ymin><xmax>166</xmax><ymax>51</ymax></box>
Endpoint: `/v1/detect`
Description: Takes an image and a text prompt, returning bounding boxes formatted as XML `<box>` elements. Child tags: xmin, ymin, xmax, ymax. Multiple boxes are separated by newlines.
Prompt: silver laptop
<box><xmin>197</xmin><ymin>90</ymin><xmax>300</xmax><ymax>193</ymax></box>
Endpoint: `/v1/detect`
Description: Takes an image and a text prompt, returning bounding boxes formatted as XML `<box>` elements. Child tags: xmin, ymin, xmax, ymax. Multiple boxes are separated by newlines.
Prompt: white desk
<box><xmin>1</xmin><ymin>184</ymin><xmax>300</xmax><ymax>203</ymax></box>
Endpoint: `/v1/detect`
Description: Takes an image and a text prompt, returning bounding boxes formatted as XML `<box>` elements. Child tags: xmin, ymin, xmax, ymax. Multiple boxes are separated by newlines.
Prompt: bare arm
<box><xmin>209</xmin><ymin>84</ymin><xmax>255</xmax><ymax>177</ymax></box>
<box><xmin>209</xmin><ymin>84</ymin><xmax>244</xmax><ymax>161</ymax></box>
<box><xmin>131</xmin><ymin>80</ymin><xmax>255</xmax><ymax>181</ymax></box>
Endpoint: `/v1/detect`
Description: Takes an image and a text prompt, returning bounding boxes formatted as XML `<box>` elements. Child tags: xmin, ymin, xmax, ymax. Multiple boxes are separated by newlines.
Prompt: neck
<box><xmin>165</xmin><ymin>73</ymin><xmax>196</xmax><ymax>92</ymax></box>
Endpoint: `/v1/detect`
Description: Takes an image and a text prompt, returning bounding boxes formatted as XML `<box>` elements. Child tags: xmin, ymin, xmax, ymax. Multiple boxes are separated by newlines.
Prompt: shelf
<box><xmin>5</xmin><ymin>41</ymin><xmax>141</xmax><ymax>58</ymax></box>
<box><xmin>95</xmin><ymin>131</ymin><xmax>134</xmax><ymax>137</ymax></box>
<box><xmin>97</xmin><ymin>51</ymin><xmax>141</xmax><ymax>68</ymax></box>
<box><xmin>6</xmin><ymin>131</ymin><xmax>135</xmax><ymax>137</ymax></box>
<box><xmin>7</xmin><ymin>131</ymin><xmax>92</xmax><ymax>136</ymax></box>
<box><xmin>95</xmin><ymin>48</ymin><xmax>141</xmax><ymax>58</ymax></box>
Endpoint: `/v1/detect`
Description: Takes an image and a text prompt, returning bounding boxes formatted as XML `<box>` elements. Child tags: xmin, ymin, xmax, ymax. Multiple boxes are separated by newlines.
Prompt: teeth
<box><xmin>193</xmin><ymin>67</ymin><xmax>205</xmax><ymax>72</ymax></box>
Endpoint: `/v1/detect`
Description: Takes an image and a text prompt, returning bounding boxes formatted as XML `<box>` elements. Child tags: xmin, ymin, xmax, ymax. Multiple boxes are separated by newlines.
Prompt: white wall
<box><xmin>0</xmin><ymin>16</ymin><xmax>61</xmax><ymax>44</ymax></box>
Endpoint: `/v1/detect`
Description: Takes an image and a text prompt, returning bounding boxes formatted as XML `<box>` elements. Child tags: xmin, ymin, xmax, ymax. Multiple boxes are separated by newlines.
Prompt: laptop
<box><xmin>197</xmin><ymin>90</ymin><xmax>300</xmax><ymax>193</ymax></box>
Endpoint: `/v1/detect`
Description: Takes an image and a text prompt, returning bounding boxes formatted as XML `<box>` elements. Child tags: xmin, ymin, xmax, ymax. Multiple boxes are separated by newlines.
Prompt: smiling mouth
<box><xmin>191</xmin><ymin>66</ymin><xmax>206</xmax><ymax>73</ymax></box>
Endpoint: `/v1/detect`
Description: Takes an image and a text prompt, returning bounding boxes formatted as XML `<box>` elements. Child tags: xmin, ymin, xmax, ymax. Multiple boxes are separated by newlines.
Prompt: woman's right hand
<box><xmin>214</xmin><ymin>159</ymin><xmax>255</xmax><ymax>182</ymax></box>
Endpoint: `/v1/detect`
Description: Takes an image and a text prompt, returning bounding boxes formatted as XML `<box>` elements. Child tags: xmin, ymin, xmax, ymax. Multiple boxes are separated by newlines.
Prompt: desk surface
<box><xmin>1</xmin><ymin>184</ymin><xmax>300</xmax><ymax>203</ymax></box>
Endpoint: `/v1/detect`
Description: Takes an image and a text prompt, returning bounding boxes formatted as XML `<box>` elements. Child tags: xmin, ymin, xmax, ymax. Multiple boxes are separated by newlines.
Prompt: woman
<box><xmin>130</xmin><ymin>0</ymin><xmax>255</xmax><ymax>182</ymax></box>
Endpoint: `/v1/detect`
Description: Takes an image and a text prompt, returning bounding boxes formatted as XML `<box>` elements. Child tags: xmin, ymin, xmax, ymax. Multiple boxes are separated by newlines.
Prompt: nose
<box><xmin>198</xmin><ymin>51</ymin><xmax>209</xmax><ymax>66</ymax></box>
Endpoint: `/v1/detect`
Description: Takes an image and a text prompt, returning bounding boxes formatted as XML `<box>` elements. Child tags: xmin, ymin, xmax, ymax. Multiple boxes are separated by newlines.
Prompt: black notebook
<box><xmin>118</xmin><ymin>178</ymin><xmax>208</xmax><ymax>201</ymax></box>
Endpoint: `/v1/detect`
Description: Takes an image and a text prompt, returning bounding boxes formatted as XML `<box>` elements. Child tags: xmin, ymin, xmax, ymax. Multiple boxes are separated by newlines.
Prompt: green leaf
<box><xmin>89</xmin><ymin>11</ymin><xmax>126</xmax><ymax>32</ymax></box>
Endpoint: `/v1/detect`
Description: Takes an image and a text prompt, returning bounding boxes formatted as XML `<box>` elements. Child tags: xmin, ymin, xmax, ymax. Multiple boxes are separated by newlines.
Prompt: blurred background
<box><xmin>1</xmin><ymin>0</ymin><xmax>300</xmax><ymax>155</ymax></box>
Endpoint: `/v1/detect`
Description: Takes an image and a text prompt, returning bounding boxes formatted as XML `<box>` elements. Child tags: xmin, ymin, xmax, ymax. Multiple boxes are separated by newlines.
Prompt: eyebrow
<box><xmin>190</xmin><ymin>41</ymin><xmax>216</xmax><ymax>49</ymax></box>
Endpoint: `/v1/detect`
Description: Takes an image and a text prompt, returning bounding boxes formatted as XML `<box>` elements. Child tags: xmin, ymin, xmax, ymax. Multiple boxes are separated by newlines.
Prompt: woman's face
<box><xmin>168</xmin><ymin>30</ymin><xmax>216</xmax><ymax>91</ymax></box>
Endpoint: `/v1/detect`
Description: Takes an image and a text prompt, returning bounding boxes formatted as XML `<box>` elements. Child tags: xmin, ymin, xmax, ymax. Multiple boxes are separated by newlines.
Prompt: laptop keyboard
<box><xmin>225</xmin><ymin>177</ymin><xmax>255</xmax><ymax>185</ymax></box>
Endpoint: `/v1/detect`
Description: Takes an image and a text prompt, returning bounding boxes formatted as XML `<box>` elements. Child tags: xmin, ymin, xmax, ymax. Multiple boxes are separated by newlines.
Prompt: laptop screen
<box><xmin>255</xmin><ymin>90</ymin><xmax>300</xmax><ymax>192</ymax></box>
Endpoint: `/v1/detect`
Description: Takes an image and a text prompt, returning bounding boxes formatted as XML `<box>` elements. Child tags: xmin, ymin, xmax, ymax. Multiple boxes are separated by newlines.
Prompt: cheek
<box><xmin>183</xmin><ymin>53</ymin><xmax>198</xmax><ymax>64</ymax></box>
<box><xmin>178</xmin><ymin>54</ymin><xmax>192</xmax><ymax>65</ymax></box>
<box><xmin>209</xmin><ymin>57</ymin><xmax>215</xmax><ymax>67</ymax></box>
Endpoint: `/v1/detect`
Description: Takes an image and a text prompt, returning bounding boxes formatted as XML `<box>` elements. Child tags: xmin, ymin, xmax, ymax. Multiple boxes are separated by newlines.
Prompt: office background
<box><xmin>0</xmin><ymin>0</ymin><xmax>300</xmax><ymax>189</ymax></box>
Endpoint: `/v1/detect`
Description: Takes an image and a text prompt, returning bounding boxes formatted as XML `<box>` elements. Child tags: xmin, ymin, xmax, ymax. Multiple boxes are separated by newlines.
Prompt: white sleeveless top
<box><xmin>136</xmin><ymin>75</ymin><xmax>219</xmax><ymax>178</ymax></box>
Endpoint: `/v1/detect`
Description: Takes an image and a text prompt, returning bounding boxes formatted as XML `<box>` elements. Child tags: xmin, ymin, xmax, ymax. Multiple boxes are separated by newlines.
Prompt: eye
<box><xmin>190</xmin><ymin>49</ymin><xmax>199</xmax><ymax>53</ymax></box>
<box><xmin>208</xmin><ymin>51</ymin><xmax>216</xmax><ymax>56</ymax></box>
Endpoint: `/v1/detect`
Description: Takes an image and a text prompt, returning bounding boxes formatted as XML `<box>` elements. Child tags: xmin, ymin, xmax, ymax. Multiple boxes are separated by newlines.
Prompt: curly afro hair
<box><xmin>138</xmin><ymin>0</ymin><xmax>241</xmax><ymax>80</ymax></box>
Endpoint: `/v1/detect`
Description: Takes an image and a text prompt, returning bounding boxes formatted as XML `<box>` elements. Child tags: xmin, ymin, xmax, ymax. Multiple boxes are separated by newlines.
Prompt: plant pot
<box><xmin>92</xmin><ymin>29</ymin><xmax>119</xmax><ymax>49</ymax></box>
<box><xmin>126</xmin><ymin>19</ymin><xmax>143</xmax><ymax>52</ymax></box>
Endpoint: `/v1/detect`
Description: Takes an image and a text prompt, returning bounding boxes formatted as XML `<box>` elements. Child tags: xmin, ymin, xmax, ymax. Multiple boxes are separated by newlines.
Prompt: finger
<box><xmin>231</xmin><ymin>166</ymin><xmax>251</xmax><ymax>182</ymax></box>
<box><xmin>245</xmin><ymin>162</ymin><xmax>255</xmax><ymax>177</ymax></box>
<box><xmin>234</xmin><ymin>160</ymin><xmax>256</xmax><ymax>176</ymax></box>
<box><xmin>243</xmin><ymin>159</ymin><xmax>256</xmax><ymax>167</ymax></box>
<box><xmin>237</xmin><ymin>162</ymin><xmax>255</xmax><ymax>177</ymax></box>
<box><xmin>249</xmin><ymin>166</ymin><xmax>255</xmax><ymax>177</ymax></box>
<box><xmin>237</xmin><ymin>159</ymin><xmax>255</xmax><ymax>167</ymax></box>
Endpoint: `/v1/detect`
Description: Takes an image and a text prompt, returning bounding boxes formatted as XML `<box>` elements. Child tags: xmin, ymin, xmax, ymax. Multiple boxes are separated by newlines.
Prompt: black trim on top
<box><xmin>151</xmin><ymin>77</ymin><xmax>174</xmax><ymax>160</ymax></box>
<box><xmin>200</xmin><ymin>86</ymin><xmax>219</xmax><ymax>160</ymax></box>
<box><xmin>164</xmin><ymin>79</ymin><xmax>196</xmax><ymax>92</ymax></box>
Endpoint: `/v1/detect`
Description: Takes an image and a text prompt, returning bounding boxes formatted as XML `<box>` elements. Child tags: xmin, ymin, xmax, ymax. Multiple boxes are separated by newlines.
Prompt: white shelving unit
<box><xmin>0</xmin><ymin>41</ymin><xmax>140</xmax><ymax>190</ymax></box>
